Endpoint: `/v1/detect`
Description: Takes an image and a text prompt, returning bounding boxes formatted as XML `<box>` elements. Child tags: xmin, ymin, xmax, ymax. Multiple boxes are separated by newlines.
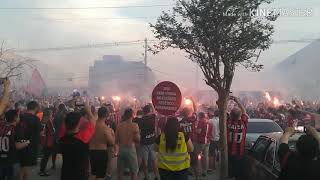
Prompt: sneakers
<box><xmin>38</xmin><ymin>172</ymin><xmax>50</xmax><ymax>177</ymax></box>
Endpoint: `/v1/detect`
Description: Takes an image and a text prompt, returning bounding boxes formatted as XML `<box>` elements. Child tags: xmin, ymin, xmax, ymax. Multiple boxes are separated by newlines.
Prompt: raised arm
<box><xmin>230</xmin><ymin>96</ymin><xmax>247</xmax><ymax>116</ymax></box>
<box><xmin>280</xmin><ymin>127</ymin><xmax>295</xmax><ymax>144</ymax></box>
<box><xmin>133</xmin><ymin>124</ymin><xmax>140</xmax><ymax>143</ymax></box>
<box><xmin>85</xmin><ymin>97</ymin><xmax>97</xmax><ymax>124</ymax></box>
<box><xmin>0</xmin><ymin>79</ymin><xmax>10</xmax><ymax>115</ymax></box>
<box><xmin>190</xmin><ymin>97</ymin><xmax>197</xmax><ymax>113</ymax></box>
<box><xmin>106</xmin><ymin>128</ymin><xmax>115</xmax><ymax>147</ymax></box>
<box><xmin>305</xmin><ymin>126</ymin><xmax>320</xmax><ymax>145</ymax></box>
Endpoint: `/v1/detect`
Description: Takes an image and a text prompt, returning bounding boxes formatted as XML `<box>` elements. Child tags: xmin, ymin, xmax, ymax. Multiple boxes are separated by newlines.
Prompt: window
<box><xmin>251</xmin><ymin>137</ymin><xmax>271</xmax><ymax>162</ymax></box>
<box><xmin>247</xmin><ymin>122</ymin><xmax>283</xmax><ymax>133</ymax></box>
<box><xmin>264</xmin><ymin>142</ymin><xmax>276</xmax><ymax>168</ymax></box>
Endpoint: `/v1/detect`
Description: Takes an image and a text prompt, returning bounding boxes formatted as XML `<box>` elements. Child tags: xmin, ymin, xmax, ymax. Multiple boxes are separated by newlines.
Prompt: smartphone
<box><xmin>294</xmin><ymin>126</ymin><xmax>305</xmax><ymax>133</ymax></box>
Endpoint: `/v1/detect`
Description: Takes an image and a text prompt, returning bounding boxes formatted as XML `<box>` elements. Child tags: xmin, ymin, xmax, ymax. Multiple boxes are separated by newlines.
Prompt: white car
<box><xmin>245</xmin><ymin>119</ymin><xmax>283</xmax><ymax>150</ymax></box>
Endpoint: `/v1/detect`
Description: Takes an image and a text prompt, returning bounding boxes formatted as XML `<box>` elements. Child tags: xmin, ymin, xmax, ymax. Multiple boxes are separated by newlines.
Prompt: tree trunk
<box><xmin>217</xmin><ymin>92</ymin><xmax>229</xmax><ymax>180</ymax></box>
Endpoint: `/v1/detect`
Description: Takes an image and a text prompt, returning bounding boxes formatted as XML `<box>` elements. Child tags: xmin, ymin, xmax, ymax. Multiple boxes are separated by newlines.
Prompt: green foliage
<box><xmin>150</xmin><ymin>0</ymin><xmax>277</xmax><ymax>92</ymax></box>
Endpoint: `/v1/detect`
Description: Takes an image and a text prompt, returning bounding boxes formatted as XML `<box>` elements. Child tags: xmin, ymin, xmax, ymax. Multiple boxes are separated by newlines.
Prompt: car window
<box><xmin>251</xmin><ymin>137</ymin><xmax>271</xmax><ymax>162</ymax></box>
<box><xmin>264</xmin><ymin>141</ymin><xmax>276</xmax><ymax>168</ymax></box>
<box><xmin>247</xmin><ymin>122</ymin><xmax>283</xmax><ymax>133</ymax></box>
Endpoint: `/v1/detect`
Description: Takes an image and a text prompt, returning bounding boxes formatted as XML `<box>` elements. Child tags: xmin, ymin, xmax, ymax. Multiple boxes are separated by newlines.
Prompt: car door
<box><xmin>260</xmin><ymin>141</ymin><xmax>278</xmax><ymax>180</ymax></box>
<box><xmin>247</xmin><ymin>136</ymin><xmax>272</xmax><ymax>180</ymax></box>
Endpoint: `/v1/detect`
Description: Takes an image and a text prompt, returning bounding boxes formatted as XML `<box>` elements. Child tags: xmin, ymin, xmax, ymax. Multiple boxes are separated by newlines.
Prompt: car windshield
<box><xmin>247</xmin><ymin>122</ymin><xmax>283</xmax><ymax>133</ymax></box>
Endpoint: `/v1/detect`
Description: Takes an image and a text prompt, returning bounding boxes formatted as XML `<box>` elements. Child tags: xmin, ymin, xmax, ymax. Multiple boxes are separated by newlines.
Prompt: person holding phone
<box><xmin>227</xmin><ymin>96</ymin><xmax>249</xmax><ymax>179</ymax></box>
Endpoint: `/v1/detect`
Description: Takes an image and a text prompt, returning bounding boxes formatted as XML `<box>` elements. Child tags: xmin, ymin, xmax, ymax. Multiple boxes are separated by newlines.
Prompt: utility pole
<box><xmin>195</xmin><ymin>65</ymin><xmax>199</xmax><ymax>92</ymax></box>
<box><xmin>144</xmin><ymin>38</ymin><xmax>148</xmax><ymax>66</ymax></box>
<box><xmin>144</xmin><ymin>38</ymin><xmax>148</xmax><ymax>86</ymax></box>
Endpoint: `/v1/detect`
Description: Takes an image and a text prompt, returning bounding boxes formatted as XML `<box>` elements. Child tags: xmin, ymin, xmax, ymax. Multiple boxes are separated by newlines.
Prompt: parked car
<box><xmin>245</xmin><ymin>119</ymin><xmax>283</xmax><ymax>150</ymax></box>
<box><xmin>242</xmin><ymin>134</ymin><xmax>302</xmax><ymax>180</ymax></box>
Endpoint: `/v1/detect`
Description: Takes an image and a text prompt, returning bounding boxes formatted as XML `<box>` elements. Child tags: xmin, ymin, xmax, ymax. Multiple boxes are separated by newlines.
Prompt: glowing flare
<box><xmin>101</xmin><ymin>96</ymin><xmax>105</xmax><ymax>100</ymax></box>
<box><xmin>184</xmin><ymin>98</ymin><xmax>192</xmax><ymax>105</ymax></box>
<box><xmin>112</xmin><ymin>96</ymin><xmax>121</xmax><ymax>101</ymax></box>
<box><xmin>273</xmin><ymin>97</ymin><xmax>280</xmax><ymax>106</ymax></box>
<box><xmin>198</xmin><ymin>154</ymin><xmax>202</xmax><ymax>160</ymax></box>
<box><xmin>265</xmin><ymin>92</ymin><xmax>271</xmax><ymax>102</ymax></box>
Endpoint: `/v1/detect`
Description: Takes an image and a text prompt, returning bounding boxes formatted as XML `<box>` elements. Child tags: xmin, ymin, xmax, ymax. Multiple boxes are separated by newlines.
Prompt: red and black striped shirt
<box><xmin>227</xmin><ymin>114</ymin><xmax>248</xmax><ymax>156</ymax></box>
<box><xmin>0</xmin><ymin>123</ymin><xmax>17</xmax><ymax>164</ymax></box>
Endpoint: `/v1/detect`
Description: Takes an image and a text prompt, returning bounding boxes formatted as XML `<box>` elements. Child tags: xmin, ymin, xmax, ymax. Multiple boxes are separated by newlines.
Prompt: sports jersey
<box><xmin>195</xmin><ymin>120</ymin><xmax>213</xmax><ymax>144</ymax></box>
<box><xmin>227</xmin><ymin>114</ymin><xmax>248</xmax><ymax>156</ymax></box>
<box><xmin>15</xmin><ymin>113</ymin><xmax>41</xmax><ymax>164</ymax></box>
<box><xmin>40</xmin><ymin>120</ymin><xmax>55</xmax><ymax>148</ymax></box>
<box><xmin>0</xmin><ymin>123</ymin><xmax>17</xmax><ymax>164</ymax></box>
<box><xmin>179</xmin><ymin>114</ymin><xmax>197</xmax><ymax>141</ymax></box>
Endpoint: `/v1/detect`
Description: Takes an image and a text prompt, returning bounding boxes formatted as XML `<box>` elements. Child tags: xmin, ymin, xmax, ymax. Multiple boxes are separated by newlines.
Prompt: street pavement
<box><xmin>29</xmin><ymin>155</ymin><xmax>221</xmax><ymax>180</ymax></box>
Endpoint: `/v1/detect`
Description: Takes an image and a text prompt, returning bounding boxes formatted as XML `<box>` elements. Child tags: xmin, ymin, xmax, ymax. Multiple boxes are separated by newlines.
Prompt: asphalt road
<box><xmin>29</xmin><ymin>155</ymin><xmax>221</xmax><ymax>180</ymax></box>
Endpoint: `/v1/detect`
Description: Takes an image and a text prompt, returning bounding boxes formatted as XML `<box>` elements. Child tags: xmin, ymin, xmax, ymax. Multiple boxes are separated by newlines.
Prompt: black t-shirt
<box><xmin>138</xmin><ymin>114</ymin><xmax>156</xmax><ymax>145</ymax></box>
<box><xmin>15</xmin><ymin>113</ymin><xmax>41</xmax><ymax>158</ymax></box>
<box><xmin>278</xmin><ymin>143</ymin><xmax>320</xmax><ymax>180</ymax></box>
<box><xmin>60</xmin><ymin>133</ymin><xmax>90</xmax><ymax>180</ymax></box>
<box><xmin>179</xmin><ymin>115</ymin><xmax>196</xmax><ymax>141</ymax></box>
<box><xmin>0</xmin><ymin>123</ymin><xmax>17</xmax><ymax>164</ymax></box>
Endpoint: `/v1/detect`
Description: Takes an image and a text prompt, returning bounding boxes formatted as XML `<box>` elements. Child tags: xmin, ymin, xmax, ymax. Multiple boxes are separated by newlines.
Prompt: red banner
<box><xmin>26</xmin><ymin>69</ymin><xmax>46</xmax><ymax>97</ymax></box>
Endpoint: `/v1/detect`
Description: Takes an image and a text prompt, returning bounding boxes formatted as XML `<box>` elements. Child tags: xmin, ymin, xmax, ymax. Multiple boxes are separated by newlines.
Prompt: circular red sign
<box><xmin>152</xmin><ymin>81</ymin><xmax>182</xmax><ymax>116</ymax></box>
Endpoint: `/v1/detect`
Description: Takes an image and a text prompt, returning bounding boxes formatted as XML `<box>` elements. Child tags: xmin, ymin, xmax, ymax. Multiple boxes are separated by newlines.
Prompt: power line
<box><xmin>32</xmin><ymin>16</ymin><xmax>157</xmax><ymax>21</ymax></box>
<box><xmin>0</xmin><ymin>5</ymin><xmax>172</xmax><ymax>10</ymax></box>
<box><xmin>15</xmin><ymin>38</ymin><xmax>319</xmax><ymax>53</ymax></box>
<box><xmin>16</xmin><ymin>40</ymin><xmax>152</xmax><ymax>52</ymax></box>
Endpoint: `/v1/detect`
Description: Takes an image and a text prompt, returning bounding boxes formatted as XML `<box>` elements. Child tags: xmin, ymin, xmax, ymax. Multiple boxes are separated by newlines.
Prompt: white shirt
<box><xmin>209</xmin><ymin>117</ymin><xmax>220</xmax><ymax>141</ymax></box>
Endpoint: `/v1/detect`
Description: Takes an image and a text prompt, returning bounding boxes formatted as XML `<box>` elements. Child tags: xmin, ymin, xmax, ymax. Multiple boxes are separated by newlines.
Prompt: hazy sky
<box><xmin>1</xmin><ymin>0</ymin><xmax>320</xmax><ymax>90</ymax></box>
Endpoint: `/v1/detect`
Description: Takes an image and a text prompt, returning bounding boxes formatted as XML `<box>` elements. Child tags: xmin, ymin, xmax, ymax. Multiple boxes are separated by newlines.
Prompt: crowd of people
<box><xmin>0</xmin><ymin>79</ymin><xmax>319</xmax><ymax>180</ymax></box>
<box><xmin>0</xmin><ymin>80</ymin><xmax>220</xmax><ymax>180</ymax></box>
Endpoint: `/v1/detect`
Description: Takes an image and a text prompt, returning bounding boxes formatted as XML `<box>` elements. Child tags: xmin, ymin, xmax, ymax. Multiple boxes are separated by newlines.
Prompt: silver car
<box><xmin>245</xmin><ymin>119</ymin><xmax>283</xmax><ymax>150</ymax></box>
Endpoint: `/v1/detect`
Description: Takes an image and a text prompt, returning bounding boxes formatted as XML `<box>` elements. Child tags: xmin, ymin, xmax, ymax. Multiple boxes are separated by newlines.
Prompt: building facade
<box><xmin>89</xmin><ymin>55</ymin><xmax>156</xmax><ymax>97</ymax></box>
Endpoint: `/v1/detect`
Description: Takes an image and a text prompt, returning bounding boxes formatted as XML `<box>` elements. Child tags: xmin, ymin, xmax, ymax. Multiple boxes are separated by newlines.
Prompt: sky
<box><xmin>1</xmin><ymin>0</ymin><xmax>320</xmax><ymax>91</ymax></box>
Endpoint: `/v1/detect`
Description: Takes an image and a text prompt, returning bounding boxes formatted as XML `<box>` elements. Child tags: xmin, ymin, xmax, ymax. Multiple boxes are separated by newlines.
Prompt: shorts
<box><xmin>194</xmin><ymin>143</ymin><xmax>210</xmax><ymax>156</ymax></box>
<box><xmin>90</xmin><ymin>150</ymin><xmax>108</xmax><ymax>178</ymax></box>
<box><xmin>117</xmin><ymin>146</ymin><xmax>138</xmax><ymax>174</ymax></box>
<box><xmin>209</xmin><ymin>141</ymin><xmax>219</xmax><ymax>156</ymax></box>
<box><xmin>19</xmin><ymin>153</ymin><xmax>37</xmax><ymax>167</ymax></box>
<box><xmin>140</xmin><ymin>144</ymin><xmax>156</xmax><ymax>161</ymax></box>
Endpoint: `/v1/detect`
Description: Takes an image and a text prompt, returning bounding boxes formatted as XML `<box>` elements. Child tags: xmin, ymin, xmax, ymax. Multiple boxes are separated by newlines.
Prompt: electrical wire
<box><xmin>0</xmin><ymin>5</ymin><xmax>172</xmax><ymax>10</ymax></box>
<box><xmin>16</xmin><ymin>40</ymin><xmax>151</xmax><ymax>52</ymax></box>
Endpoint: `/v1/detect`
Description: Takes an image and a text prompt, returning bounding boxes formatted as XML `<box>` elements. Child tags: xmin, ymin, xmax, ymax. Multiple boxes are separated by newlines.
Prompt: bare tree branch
<box><xmin>0</xmin><ymin>41</ymin><xmax>34</xmax><ymax>78</ymax></box>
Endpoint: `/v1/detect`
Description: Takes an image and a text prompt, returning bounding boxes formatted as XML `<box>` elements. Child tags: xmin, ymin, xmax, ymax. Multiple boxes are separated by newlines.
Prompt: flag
<box><xmin>26</xmin><ymin>69</ymin><xmax>46</xmax><ymax>97</ymax></box>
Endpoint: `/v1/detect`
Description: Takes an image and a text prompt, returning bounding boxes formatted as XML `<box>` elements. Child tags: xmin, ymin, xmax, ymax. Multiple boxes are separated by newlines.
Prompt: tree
<box><xmin>0</xmin><ymin>41</ymin><xmax>34</xmax><ymax>78</ymax></box>
<box><xmin>150</xmin><ymin>0</ymin><xmax>277</xmax><ymax>179</ymax></box>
